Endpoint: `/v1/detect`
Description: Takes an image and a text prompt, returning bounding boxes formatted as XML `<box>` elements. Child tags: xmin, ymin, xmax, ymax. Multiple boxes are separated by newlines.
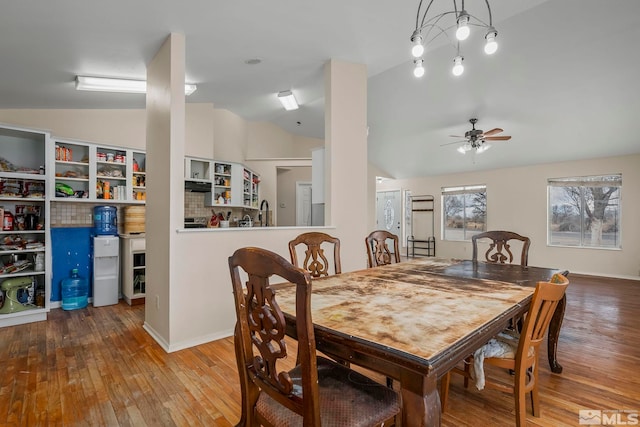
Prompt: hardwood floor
<box><xmin>0</xmin><ymin>274</ymin><xmax>638</xmax><ymax>426</ymax></box>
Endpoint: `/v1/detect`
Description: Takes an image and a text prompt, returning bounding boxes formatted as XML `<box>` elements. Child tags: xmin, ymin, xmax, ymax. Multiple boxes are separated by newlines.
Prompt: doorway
<box><xmin>296</xmin><ymin>182</ymin><xmax>312</xmax><ymax>226</ymax></box>
<box><xmin>376</xmin><ymin>190</ymin><xmax>402</xmax><ymax>236</ymax></box>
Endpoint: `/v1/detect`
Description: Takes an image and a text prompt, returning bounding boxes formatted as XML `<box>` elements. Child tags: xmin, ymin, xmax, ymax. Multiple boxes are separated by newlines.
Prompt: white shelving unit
<box><xmin>0</xmin><ymin>124</ymin><xmax>51</xmax><ymax>327</ymax></box>
<box><xmin>120</xmin><ymin>235</ymin><xmax>145</xmax><ymax>305</ymax></box>
<box><xmin>52</xmin><ymin>138</ymin><xmax>145</xmax><ymax>204</ymax></box>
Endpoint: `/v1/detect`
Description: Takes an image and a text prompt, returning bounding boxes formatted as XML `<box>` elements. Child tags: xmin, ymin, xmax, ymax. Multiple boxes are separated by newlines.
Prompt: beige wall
<box><xmin>212</xmin><ymin>109</ymin><xmax>246</xmax><ymax>162</ymax></box>
<box><xmin>377</xmin><ymin>154</ymin><xmax>640</xmax><ymax>279</ymax></box>
<box><xmin>0</xmin><ymin>104</ymin><xmax>215</xmax><ymax>158</ymax></box>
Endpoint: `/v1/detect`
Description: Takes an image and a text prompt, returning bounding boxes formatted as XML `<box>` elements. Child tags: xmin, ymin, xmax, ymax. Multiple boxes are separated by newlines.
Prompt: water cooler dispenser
<box><xmin>92</xmin><ymin>206</ymin><xmax>119</xmax><ymax>307</ymax></box>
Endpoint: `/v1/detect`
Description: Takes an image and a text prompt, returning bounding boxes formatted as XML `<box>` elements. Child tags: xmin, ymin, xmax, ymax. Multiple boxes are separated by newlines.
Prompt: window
<box><xmin>548</xmin><ymin>174</ymin><xmax>621</xmax><ymax>248</ymax></box>
<box><xmin>442</xmin><ymin>185</ymin><xmax>486</xmax><ymax>241</ymax></box>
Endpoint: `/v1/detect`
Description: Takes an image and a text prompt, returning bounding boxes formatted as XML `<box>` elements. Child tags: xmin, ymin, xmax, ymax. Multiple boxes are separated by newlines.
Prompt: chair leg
<box><xmin>463</xmin><ymin>357</ymin><xmax>471</xmax><ymax>388</ymax></box>
<box><xmin>514</xmin><ymin>369</ymin><xmax>527</xmax><ymax>427</ymax></box>
<box><xmin>440</xmin><ymin>372</ymin><xmax>451</xmax><ymax>412</ymax></box>
<box><xmin>531</xmin><ymin>364</ymin><xmax>540</xmax><ymax>417</ymax></box>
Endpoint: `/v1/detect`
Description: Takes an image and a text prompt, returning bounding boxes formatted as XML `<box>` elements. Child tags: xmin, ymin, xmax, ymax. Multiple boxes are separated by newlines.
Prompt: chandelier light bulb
<box><xmin>456</xmin><ymin>12</ymin><xmax>470</xmax><ymax>41</ymax></box>
<box><xmin>457</xmin><ymin>146</ymin><xmax>467</xmax><ymax>154</ymax></box>
<box><xmin>413</xmin><ymin>59</ymin><xmax>425</xmax><ymax>78</ymax></box>
<box><xmin>452</xmin><ymin>56</ymin><xmax>464</xmax><ymax>76</ymax></box>
<box><xmin>484</xmin><ymin>29</ymin><xmax>498</xmax><ymax>55</ymax></box>
<box><xmin>476</xmin><ymin>144</ymin><xmax>492</xmax><ymax>153</ymax></box>
<box><xmin>411</xmin><ymin>34</ymin><xmax>425</xmax><ymax>58</ymax></box>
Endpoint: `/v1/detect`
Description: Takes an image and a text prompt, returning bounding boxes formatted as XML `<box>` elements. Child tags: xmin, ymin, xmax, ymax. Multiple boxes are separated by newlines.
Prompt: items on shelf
<box><xmin>0</xmin><ymin>156</ymin><xmax>41</xmax><ymax>174</ymax></box>
<box><xmin>1</xmin><ymin>179</ymin><xmax>45</xmax><ymax>198</ymax></box>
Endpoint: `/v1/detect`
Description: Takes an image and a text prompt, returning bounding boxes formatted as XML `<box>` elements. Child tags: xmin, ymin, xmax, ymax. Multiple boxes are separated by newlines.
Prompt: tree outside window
<box><xmin>442</xmin><ymin>185</ymin><xmax>486</xmax><ymax>241</ymax></box>
<box><xmin>548</xmin><ymin>174</ymin><xmax>621</xmax><ymax>248</ymax></box>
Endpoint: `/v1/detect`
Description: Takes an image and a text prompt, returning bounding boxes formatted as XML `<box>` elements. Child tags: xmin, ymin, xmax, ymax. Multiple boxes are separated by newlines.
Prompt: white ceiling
<box><xmin>2</xmin><ymin>0</ymin><xmax>639</xmax><ymax>178</ymax></box>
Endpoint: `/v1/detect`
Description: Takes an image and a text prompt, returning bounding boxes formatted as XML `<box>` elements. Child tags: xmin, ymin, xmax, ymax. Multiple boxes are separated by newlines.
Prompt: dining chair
<box><xmin>440</xmin><ymin>272</ymin><xmax>570</xmax><ymax>427</ymax></box>
<box><xmin>365</xmin><ymin>230</ymin><xmax>401</xmax><ymax>268</ymax></box>
<box><xmin>472</xmin><ymin>230</ymin><xmax>531</xmax><ymax>266</ymax></box>
<box><xmin>229</xmin><ymin>247</ymin><xmax>400</xmax><ymax>427</ymax></box>
<box><xmin>288</xmin><ymin>232</ymin><xmax>341</xmax><ymax>278</ymax></box>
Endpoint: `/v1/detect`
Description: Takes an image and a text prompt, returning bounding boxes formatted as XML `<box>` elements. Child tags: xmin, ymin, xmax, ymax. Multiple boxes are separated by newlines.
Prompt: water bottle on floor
<box><xmin>61</xmin><ymin>269</ymin><xmax>88</xmax><ymax>310</ymax></box>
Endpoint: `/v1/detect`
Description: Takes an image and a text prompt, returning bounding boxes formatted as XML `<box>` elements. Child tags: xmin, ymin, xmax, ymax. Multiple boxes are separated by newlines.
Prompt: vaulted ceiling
<box><xmin>2</xmin><ymin>0</ymin><xmax>639</xmax><ymax>178</ymax></box>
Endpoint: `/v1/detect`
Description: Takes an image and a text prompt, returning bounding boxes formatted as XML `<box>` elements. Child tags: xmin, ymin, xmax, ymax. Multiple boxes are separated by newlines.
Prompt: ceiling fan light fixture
<box><xmin>452</xmin><ymin>56</ymin><xmax>464</xmax><ymax>76</ymax></box>
<box><xmin>484</xmin><ymin>28</ymin><xmax>498</xmax><ymax>55</ymax></box>
<box><xmin>456</xmin><ymin>12</ymin><xmax>471</xmax><ymax>41</ymax></box>
<box><xmin>411</xmin><ymin>33</ymin><xmax>425</xmax><ymax>58</ymax></box>
<box><xmin>476</xmin><ymin>143</ymin><xmax>491</xmax><ymax>153</ymax></box>
<box><xmin>413</xmin><ymin>59</ymin><xmax>425</xmax><ymax>78</ymax></box>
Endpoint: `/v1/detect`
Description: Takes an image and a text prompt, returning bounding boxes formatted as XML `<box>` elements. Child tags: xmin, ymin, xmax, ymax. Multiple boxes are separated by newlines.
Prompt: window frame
<box><xmin>547</xmin><ymin>174</ymin><xmax>622</xmax><ymax>249</ymax></box>
<box><xmin>441</xmin><ymin>184</ymin><xmax>487</xmax><ymax>242</ymax></box>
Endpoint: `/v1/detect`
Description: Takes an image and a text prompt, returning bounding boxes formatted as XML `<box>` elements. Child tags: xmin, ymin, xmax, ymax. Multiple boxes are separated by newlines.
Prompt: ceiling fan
<box><xmin>443</xmin><ymin>118</ymin><xmax>511</xmax><ymax>154</ymax></box>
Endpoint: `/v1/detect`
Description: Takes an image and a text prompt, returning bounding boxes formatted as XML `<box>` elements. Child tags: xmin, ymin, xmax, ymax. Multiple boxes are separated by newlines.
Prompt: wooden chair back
<box><xmin>365</xmin><ymin>230</ymin><xmax>401</xmax><ymax>268</ymax></box>
<box><xmin>288</xmin><ymin>232</ymin><xmax>341</xmax><ymax>277</ymax></box>
<box><xmin>229</xmin><ymin>247</ymin><xmax>321</xmax><ymax>424</ymax></box>
<box><xmin>472</xmin><ymin>230</ymin><xmax>531</xmax><ymax>266</ymax></box>
<box><xmin>516</xmin><ymin>273</ymin><xmax>569</xmax><ymax>372</ymax></box>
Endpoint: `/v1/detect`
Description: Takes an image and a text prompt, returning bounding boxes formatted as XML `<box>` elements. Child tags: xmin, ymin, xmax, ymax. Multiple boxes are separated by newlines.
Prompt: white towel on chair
<box><xmin>473</xmin><ymin>330</ymin><xmax>519</xmax><ymax>390</ymax></box>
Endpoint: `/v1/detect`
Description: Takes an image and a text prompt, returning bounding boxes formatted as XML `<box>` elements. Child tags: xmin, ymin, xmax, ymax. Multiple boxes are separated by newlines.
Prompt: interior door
<box><xmin>376</xmin><ymin>190</ymin><xmax>402</xmax><ymax>235</ymax></box>
<box><xmin>296</xmin><ymin>182</ymin><xmax>312</xmax><ymax>226</ymax></box>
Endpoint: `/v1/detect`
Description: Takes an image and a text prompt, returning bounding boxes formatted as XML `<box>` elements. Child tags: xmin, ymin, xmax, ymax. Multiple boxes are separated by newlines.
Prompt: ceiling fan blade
<box><xmin>484</xmin><ymin>135</ymin><xmax>511</xmax><ymax>141</ymax></box>
<box><xmin>482</xmin><ymin>128</ymin><xmax>503</xmax><ymax>136</ymax></box>
<box><xmin>440</xmin><ymin>140</ymin><xmax>466</xmax><ymax>146</ymax></box>
<box><xmin>448</xmin><ymin>134</ymin><xmax>465</xmax><ymax>138</ymax></box>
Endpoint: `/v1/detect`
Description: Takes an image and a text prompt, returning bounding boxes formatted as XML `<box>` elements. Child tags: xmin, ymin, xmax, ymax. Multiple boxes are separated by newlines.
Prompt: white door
<box><xmin>296</xmin><ymin>182</ymin><xmax>312</xmax><ymax>226</ymax></box>
<box><xmin>376</xmin><ymin>190</ymin><xmax>402</xmax><ymax>235</ymax></box>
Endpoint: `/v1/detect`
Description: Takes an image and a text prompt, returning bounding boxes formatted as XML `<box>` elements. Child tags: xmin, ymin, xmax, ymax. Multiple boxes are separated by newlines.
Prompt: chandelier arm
<box><xmin>484</xmin><ymin>0</ymin><xmax>493</xmax><ymax>26</ymax></box>
<box><xmin>415</xmin><ymin>0</ymin><xmax>425</xmax><ymax>30</ymax></box>
<box><xmin>421</xmin><ymin>22</ymin><xmax>459</xmax><ymax>48</ymax></box>
<box><xmin>419</xmin><ymin>0</ymin><xmax>438</xmax><ymax>28</ymax></box>
<box><xmin>418</xmin><ymin>11</ymin><xmax>457</xmax><ymax>36</ymax></box>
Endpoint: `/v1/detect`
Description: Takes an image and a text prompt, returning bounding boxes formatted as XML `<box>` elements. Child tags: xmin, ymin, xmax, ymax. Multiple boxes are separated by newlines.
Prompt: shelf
<box><xmin>97</xmin><ymin>175</ymin><xmax>126</xmax><ymax>180</ymax></box>
<box><xmin>0</xmin><ymin>196</ymin><xmax>45</xmax><ymax>202</ymax></box>
<box><xmin>0</xmin><ymin>230</ymin><xmax>45</xmax><ymax>235</ymax></box>
<box><xmin>408</xmin><ymin>195</ymin><xmax>435</xmax><ymax>257</ymax></box>
<box><xmin>0</xmin><ymin>172</ymin><xmax>46</xmax><ymax>181</ymax></box>
<box><xmin>0</xmin><ymin>269</ymin><xmax>46</xmax><ymax>279</ymax></box>
<box><xmin>55</xmin><ymin>176</ymin><xmax>89</xmax><ymax>182</ymax></box>
<box><xmin>55</xmin><ymin>160</ymin><xmax>89</xmax><ymax>167</ymax></box>
<box><xmin>0</xmin><ymin>248</ymin><xmax>45</xmax><ymax>255</ymax></box>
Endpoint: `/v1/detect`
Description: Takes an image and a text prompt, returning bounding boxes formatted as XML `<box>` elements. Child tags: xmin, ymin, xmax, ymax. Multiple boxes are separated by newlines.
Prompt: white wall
<box><xmin>377</xmin><ymin>154</ymin><xmax>640</xmax><ymax>279</ymax></box>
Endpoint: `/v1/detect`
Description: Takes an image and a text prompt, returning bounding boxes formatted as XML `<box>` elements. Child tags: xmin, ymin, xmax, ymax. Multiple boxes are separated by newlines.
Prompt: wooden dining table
<box><xmin>275</xmin><ymin>258</ymin><xmax>564</xmax><ymax>427</ymax></box>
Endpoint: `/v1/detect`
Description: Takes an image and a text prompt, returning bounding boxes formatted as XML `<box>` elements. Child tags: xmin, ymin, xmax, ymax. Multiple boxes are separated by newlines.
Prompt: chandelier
<box><xmin>410</xmin><ymin>0</ymin><xmax>499</xmax><ymax>78</ymax></box>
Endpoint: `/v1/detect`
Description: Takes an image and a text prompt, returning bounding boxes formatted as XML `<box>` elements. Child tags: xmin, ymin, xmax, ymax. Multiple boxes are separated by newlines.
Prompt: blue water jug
<box><xmin>61</xmin><ymin>269</ymin><xmax>88</xmax><ymax>310</ymax></box>
<box><xmin>94</xmin><ymin>206</ymin><xmax>117</xmax><ymax>235</ymax></box>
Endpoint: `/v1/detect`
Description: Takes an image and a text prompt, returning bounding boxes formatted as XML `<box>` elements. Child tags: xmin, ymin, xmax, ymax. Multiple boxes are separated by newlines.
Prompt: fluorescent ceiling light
<box><xmin>75</xmin><ymin>76</ymin><xmax>197</xmax><ymax>95</ymax></box>
<box><xmin>277</xmin><ymin>90</ymin><xmax>299</xmax><ymax>110</ymax></box>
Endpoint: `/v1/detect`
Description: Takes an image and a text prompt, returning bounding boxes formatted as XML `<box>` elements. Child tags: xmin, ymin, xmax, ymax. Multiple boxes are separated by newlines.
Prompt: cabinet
<box><xmin>211</xmin><ymin>161</ymin><xmax>233</xmax><ymax>205</ymax></box>
<box><xmin>0</xmin><ymin>124</ymin><xmax>50</xmax><ymax>327</ymax></box>
<box><xmin>203</xmin><ymin>161</ymin><xmax>260</xmax><ymax>209</ymax></box>
<box><xmin>120</xmin><ymin>235</ymin><xmax>145</xmax><ymax>305</ymax></box>
<box><xmin>52</xmin><ymin>139</ymin><xmax>145</xmax><ymax>204</ymax></box>
<box><xmin>131</xmin><ymin>151</ymin><xmax>146</xmax><ymax>201</ymax></box>
<box><xmin>185</xmin><ymin>157</ymin><xmax>212</xmax><ymax>182</ymax></box>
<box><xmin>243</xmin><ymin>167</ymin><xmax>260</xmax><ymax>209</ymax></box>
<box><xmin>53</xmin><ymin>140</ymin><xmax>90</xmax><ymax>199</ymax></box>
<box><xmin>407</xmin><ymin>195</ymin><xmax>435</xmax><ymax>257</ymax></box>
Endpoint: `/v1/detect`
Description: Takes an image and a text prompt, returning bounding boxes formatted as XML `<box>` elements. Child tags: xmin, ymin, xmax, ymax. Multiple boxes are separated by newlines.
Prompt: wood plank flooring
<box><xmin>0</xmin><ymin>274</ymin><xmax>638</xmax><ymax>426</ymax></box>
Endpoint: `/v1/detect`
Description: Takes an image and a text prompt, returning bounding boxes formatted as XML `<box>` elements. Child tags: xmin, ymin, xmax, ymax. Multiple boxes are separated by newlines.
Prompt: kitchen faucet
<box><xmin>259</xmin><ymin>199</ymin><xmax>270</xmax><ymax>227</ymax></box>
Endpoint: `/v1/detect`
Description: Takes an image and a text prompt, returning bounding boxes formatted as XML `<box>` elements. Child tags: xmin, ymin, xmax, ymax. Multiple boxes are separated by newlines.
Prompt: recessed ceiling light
<box><xmin>245</xmin><ymin>58</ymin><xmax>262</xmax><ymax>65</ymax></box>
